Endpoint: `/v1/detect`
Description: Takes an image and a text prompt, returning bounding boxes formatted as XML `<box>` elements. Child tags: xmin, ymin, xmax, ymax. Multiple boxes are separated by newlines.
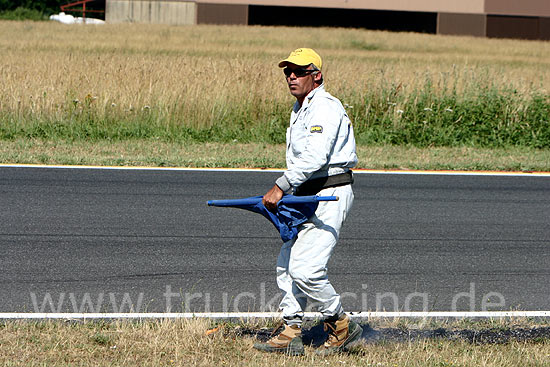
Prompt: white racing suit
<box><xmin>274</xmin><ymin>84</ymin><xmax>357</xmax><ymax>325</ymax></box>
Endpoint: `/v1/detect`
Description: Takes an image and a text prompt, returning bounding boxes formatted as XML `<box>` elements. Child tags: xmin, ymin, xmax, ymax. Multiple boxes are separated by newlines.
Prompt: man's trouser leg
<box><xmin>276</xmin><ymin>185</ymin><xmax>354</xmax><ymax>322</ymax></box>
<box><xmin>277</xmin><ymin>240</ymin><xmax>307</xmax><ymax>325</ymax></box>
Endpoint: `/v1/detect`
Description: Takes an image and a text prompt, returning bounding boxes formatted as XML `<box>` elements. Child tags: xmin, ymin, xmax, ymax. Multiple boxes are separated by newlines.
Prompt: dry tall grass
<box><xmin>2</xmin><ymin>20</ymin><xmax>549</xmax><ymax>128</ymax></box>
<box><xmin>0</xmin><ymin>319</ymin><xmax>548</xmax><ymax>366</ymax></box>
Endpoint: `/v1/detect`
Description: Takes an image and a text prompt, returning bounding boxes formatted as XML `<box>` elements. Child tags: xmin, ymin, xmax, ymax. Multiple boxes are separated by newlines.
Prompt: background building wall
<box><xmin>486</xmin><ymin>15</ymin><xmax>550</xmax><ymax>40</ymax></box>
<box><xmin>105</xmin><ymin>0</ymin><xmax>550</xmax><ymax>40</ymax></box>
<box><xmin>196</xmin><ymin>3</ymin><xmax>247</xmax><ymax>25</ymax></box>
<box><xmin>195</xmin><ymin>0</ymin><xmax>486</xmax><ymax>14</ymax></box>
<box><xmin>437</xmin><ymin>13</ymin><xmax>487</xmax><ymax>37</ymax></box>
<box><xmin>484</xmin><ymin>0</ymin><xmax>550</xmax><ymax>17</ymax></box>
<box><xmin>107</xmin><ymin>0</ymin><xmax>196</xmax><ymax>25</ymax></box>
<box><xmin>486</xmin><ymin>15</ymin><xmax>540</xmax><ymax>40</ymax></box>
<box><xmin>540</xmin><ymin>17</ymin><xmax>550</xmax><ymax>40</ymax></box>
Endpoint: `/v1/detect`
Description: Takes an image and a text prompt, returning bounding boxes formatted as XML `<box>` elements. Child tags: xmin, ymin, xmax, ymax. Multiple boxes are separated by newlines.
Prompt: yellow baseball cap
<box><xmin>278</xmin><ymin>48</ymin><xmax>322</xmax><ymax>70</ymax></box>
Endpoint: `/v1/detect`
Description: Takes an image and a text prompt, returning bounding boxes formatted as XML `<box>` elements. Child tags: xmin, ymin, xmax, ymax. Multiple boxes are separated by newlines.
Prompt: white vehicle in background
<box><xmin>49</xmin><ymin>0</ymin><xmax>104</xmax><ymax>24</ymax></box>
<box><xmin>50</xmin><ymin>11</ymin><xmax>104</xmax><ymax>24</ymax></box>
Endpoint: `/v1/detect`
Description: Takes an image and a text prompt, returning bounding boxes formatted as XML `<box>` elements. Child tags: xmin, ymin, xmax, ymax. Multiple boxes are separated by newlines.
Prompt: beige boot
<box><xmin>253</xmin><ymin>322</ymin><xmax>304</xmax><ymax>356</ymax></box>
<box><xmin>316</xmin><ymin>314</ymin><xmax>362</xmax><ymax>355</ymax></box>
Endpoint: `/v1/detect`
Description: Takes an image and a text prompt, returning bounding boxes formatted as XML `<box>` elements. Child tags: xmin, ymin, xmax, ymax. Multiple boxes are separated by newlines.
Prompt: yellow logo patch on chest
<box><xmin>310</xmin><ymin>125</ymin><xmax>323</xmax><ymax>133</ymax></box>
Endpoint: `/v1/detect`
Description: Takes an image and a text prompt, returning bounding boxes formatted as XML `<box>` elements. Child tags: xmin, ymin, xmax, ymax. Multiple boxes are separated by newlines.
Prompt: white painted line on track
<box><xmin>1</xmin><ymin>311</ymin><xmax>549</xmax><ymax>320</ymax></box>
<box><xmin>354</xmin><ymin>169</ymin><xmax>550</xmax><ymax>177</ymax></box>
<box><xmin>1</xmin><ymin>163</ymin><xmax>550</xmax><ymax>176</ymax></box>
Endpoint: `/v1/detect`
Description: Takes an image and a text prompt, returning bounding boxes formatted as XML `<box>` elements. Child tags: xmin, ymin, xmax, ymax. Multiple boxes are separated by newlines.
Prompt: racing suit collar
<box><xmin>293</xmin><ymin>83</ymin><xmax>325</xmax><ymax>112</ymax></box>
<box><xmin>304</xmin><ymin>83</ymin><xmax>325</xmax><ymax>107</ymax></box>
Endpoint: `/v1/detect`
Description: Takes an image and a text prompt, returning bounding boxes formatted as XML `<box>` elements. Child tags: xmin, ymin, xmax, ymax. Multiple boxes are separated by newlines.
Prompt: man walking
<box><xmin>254</xmin><ymin>48</ymin><xmax>361</xmax><ymax>356</ymax></box>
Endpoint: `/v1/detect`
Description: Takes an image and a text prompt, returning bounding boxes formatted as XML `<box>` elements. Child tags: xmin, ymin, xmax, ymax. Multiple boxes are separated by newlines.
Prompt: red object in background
<box><xmin>60</xmin><ymin>0</ymin><xmax>104</xmax><ymax>21</ymax></box>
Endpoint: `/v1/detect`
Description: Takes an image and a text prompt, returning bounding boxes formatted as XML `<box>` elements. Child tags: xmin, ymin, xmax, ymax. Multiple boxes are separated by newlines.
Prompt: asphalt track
<box><xmin>0</xmin><ymin>166</ymin><xmax>549</xmax><ymax>314</ymax></box>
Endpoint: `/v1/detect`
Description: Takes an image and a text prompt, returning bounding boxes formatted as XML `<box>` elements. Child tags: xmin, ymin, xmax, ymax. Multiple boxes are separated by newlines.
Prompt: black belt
<box><xmin>295</xmin><ymin>171</ymin><xmax>353</xmax><ymax>196</ymax></box>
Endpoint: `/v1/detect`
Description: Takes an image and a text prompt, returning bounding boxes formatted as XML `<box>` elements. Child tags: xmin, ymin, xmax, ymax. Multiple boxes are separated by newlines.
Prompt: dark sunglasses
<box><xmin>283</xmin><ymin>67</ymin><xmax>316</xmax><ymax>78</ymax></box>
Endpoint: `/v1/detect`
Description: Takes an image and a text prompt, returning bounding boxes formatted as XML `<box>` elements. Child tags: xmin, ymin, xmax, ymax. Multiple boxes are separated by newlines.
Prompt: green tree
<box><xmin>1</xmin><ymin>1</ymin><xmax>64</xmax><ymax>13</ymax></box>
<box><xmin>1</xmin><ymin>0</ymin><xmax>104</xmax><ymax>17</ymax></box>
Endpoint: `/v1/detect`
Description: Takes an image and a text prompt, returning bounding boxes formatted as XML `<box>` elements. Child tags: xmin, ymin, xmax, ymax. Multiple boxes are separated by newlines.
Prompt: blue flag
<box><xmin>207</xmin><ymin>195</ymin><xmax>338</xmax><ymax>242</ymax></box>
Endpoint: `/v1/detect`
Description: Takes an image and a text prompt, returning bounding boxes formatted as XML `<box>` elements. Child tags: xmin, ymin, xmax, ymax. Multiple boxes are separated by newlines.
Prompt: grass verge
<box><xmin>0</xmin><ymin>318</ymin><xmax>548</xmax><ymax>366</ymax></box>
<box><xmin>1</xmin><ymin>139</ymin><xmax>549</xmax><ymax>172</ymax></box>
